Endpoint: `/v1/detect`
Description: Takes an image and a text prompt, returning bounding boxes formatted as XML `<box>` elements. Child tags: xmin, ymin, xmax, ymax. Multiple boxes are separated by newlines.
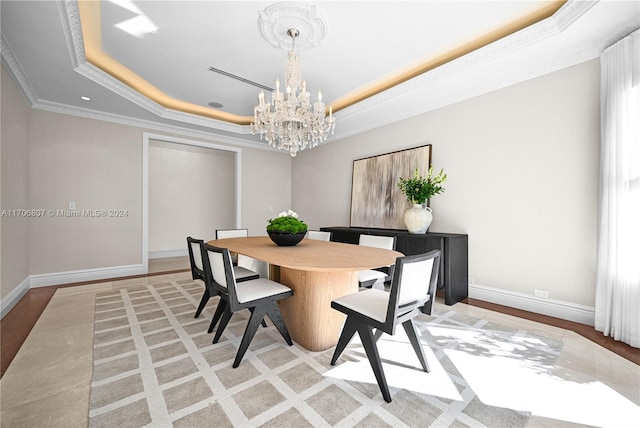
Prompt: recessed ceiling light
<box><xmin>80</xmin><ymin>96</ymin><xmax>91</xmax><ymax>101</ymax></box>
<box><xmin>208</xmin><ymin>102</ymin><xmax>223</xmax><ymax>108</ymax></box>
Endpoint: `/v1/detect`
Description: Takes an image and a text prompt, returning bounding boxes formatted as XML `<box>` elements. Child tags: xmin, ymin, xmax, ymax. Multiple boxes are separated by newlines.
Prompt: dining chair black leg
<box><xmin>358</xmin><ymin>323</ymin><xmax>391</xmax><ymax>403</ymax></box>
<box><xmin>402</xmin><ymin>319</ymin><xmax>430</xmax><ymax>372</ymax></box>
<box><xmin>208</xmin><ymin>300</ymin><xmax>226</xmax><ymax>333</ymax></box>
<box><xmin>331</xmin><ymin>317</ymin><xmax>358</xmax><ymax>366</ymax></box>
<box><xmin>374</xmin><ymin>329</ymin><xmax>383</xmax><ymax>342</ymax></box>
<box><xmin>195</xmin><ymin>289</ymin><xmax>210</xmax><ymax>318</ymax></box>
<box><xmin>233</xmin><ymin>306</ymin><xmax>268</xmax><ymax>368</ymax></box>
<box><xmin>265</xmin><ymin>301</ymin><xmax>292</xmax><ymax>345</ymax></box>
<box><xmin>248</xmin><ymin>307</ymin><xmax>268</xmax><ymax>328</ymax></box>
<box><xmin>213</xmin><ymin>306</ymin><xmax>233</xmax><ymax>344</ymax></box>
<box><xmin>422</xmin><ymin>300</ymin><xmax>434</xmax><ymax>316</ymax></box>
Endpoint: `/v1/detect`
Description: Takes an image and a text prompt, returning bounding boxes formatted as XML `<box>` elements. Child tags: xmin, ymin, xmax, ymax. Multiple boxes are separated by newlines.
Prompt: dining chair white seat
<box><xmin>234</xmin><ymin>278</ymin><xmax>292</xmax><ymax>304</ymax></box>
<box><xmin>331</xmin><ymin>288</ymin><xmax>389</xmax><ymax>322</ymax></box>
<box><xmin>234</xmin><ymin>266</ymin><xmax>262</xmax><ymax>282</ymax></box>
<box><xmin>330</xmin><ymin>249</ymin><xmax>441</xmax><ymax>403</ymax></box>
<box><xmin>307</xmin><ymin>230</ymin><xmax>332</xmax><ymax>241</ymax></box>
<box><xmin>358</xmin><ymin>269</ymin><xmax>387</xmax><ymax>285</ymax></box>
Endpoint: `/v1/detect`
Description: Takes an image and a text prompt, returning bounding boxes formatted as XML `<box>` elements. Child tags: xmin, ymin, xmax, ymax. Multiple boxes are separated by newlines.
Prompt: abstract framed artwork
<box><xmin>350</xmin><ymin>144</ymin><xmax>432</xmax><ymax>229</ymax></box>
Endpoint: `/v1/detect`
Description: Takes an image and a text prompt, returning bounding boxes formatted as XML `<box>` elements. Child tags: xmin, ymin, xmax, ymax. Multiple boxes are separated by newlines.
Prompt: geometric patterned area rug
<box><xmin>88</xmin><ymin>279</ymin><xmax>563</xmax><ymax>427</ymax></box>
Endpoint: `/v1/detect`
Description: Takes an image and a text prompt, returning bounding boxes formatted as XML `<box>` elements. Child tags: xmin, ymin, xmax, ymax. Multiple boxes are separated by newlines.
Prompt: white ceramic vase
<box><xmin>403</xmin><ymin>204</ymin><xmax>433</xmax><ymax>234</ymax></box>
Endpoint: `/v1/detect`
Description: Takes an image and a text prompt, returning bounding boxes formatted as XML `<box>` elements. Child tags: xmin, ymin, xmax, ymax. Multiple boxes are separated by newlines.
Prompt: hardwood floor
<box><xmin>1</xmin><ymin>267</ymin><xmax>637</xmax><ymax>378</ymax></box>
<box><xmin>0</xmin><ymin>286</ymin><xmax>58</xmax><ymax>378</ymax></box>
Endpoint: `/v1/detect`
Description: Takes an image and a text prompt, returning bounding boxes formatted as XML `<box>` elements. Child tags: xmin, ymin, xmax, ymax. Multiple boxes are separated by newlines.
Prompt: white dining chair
<box><xmin>215</xmin><ymin>228</ymin><xmax>250</xmax><ymax>257</ymax></box>
<box><xmin>358</xmin><ymin>234</ymin><xmax>396</xmax><ymax>289</ymax></box>
<box><xmin>201</xmin><ymin>243</ymin><xmax>294</xmax><ymax>368</ymax></box>
<box><xmin>307</xmin><ymin>230</ymin><xmax>332</xmax><ymax>241</ymax></box>
<box><xmin>187</xmin><ymin>237</ymin><xmax>209</xmax><ymax>318</ymax></box>
<box><xmin>215</xmin><ymin>228</ymin><xmax>268</xmax><ymax>278</ymax></box>
<box><xmin>188</xmin><ymin>236</ymin><xmax>258</xmax><ymax>320</ymax></box>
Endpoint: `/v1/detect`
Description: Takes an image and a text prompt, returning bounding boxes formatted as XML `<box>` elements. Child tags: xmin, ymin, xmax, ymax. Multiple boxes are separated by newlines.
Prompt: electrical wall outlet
<box><xmin>534</xmin><ymin>289</ymin><xmax>549</xmax><ymax>299</ymax></box>
<box><xmin>469</xmin><ymin>277</ymin><xmax>475</xmax><ymax>285</ymax></box>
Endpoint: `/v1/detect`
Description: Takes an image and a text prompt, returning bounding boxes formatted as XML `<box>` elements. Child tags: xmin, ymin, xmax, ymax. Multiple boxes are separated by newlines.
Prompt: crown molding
<box><xmin>31</xmin><ymin>99</ymin><xmax>279</xmax><ymax>153</ymax></box>
<box><xmin>160</xmin><ymin>107</ymin><xmax>251</xmax><ymax>135</ymax></box>
<box><xmin>332</xmin><ymin>42</ymin><xmax>601</xmax><ymax>142</ymax></box>
<box><xmin>74</xmin><ymin>62</ymin><xmax>167</xmax><ymax>115</ymax></box>
<box><xmin>0</xmin><ymin>35</ymin><xmax>38</xmax><ymax>105</ymax></box>
<box><xmin>553</xmin><ymin>0</ymin><xmax>598</xmax><ymax>32</ymax></box>
<box><xmin>602</xmin><ymin>16</ymin><xmax>640</xmax><ymax>50</ymax></box>
<box><xmin>58</xmin><ymin>0</ymin><xmax>84</xmax><ymax>69</ymax></box>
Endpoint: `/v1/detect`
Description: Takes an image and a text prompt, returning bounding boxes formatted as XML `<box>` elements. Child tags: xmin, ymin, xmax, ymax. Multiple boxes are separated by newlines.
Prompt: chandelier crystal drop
<box><xmin>250</xmin><ymin>28</ymin><xmax>336</xmax><ymax>157</ymax></box>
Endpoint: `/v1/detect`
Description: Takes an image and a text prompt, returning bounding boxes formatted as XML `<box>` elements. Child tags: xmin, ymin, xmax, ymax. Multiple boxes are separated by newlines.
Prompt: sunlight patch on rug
<box><xmin>323</xmin><ymin>336</ymin><xmax>463</xmax><ymax>401</ymax></box>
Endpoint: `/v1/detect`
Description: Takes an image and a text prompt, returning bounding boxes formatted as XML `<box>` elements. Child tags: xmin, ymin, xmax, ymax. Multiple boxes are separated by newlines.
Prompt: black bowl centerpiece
<box><xmin>267</xmin><ymin>210</ymin><xmax>308</xmax><ymax>247</ymax></box>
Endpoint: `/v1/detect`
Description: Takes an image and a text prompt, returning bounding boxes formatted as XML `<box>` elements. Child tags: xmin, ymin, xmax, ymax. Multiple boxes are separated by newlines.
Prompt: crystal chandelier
<box><xmin>250</xmin><ymin>28</ymin><xmax>336</xmax><ymax>157</ymax></box>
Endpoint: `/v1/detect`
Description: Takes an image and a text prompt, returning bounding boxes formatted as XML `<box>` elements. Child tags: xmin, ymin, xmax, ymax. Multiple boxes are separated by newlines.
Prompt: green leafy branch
<box><xmin>398</xmin><ymin>166</ymin><xmax>447</xmax><ymax>204</ymax></box>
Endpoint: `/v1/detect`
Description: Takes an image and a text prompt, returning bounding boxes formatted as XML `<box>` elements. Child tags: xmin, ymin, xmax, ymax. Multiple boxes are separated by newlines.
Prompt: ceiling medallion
<box><xmin>250</xmin><ymin>27</ymin><xmax>336</xmax><ymax>157</ymax></box>
<box><xmin>258</xmin><ymin>2</ymin><xmax>327</xmax><ymax>51</ymax></box>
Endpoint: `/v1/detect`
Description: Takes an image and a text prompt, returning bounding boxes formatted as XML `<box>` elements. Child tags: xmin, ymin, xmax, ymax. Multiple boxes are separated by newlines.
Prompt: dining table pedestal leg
<box><xmin>277</xmin><ymin>268</ymin><xmax>358</xmax><ymax>351</ymax></box>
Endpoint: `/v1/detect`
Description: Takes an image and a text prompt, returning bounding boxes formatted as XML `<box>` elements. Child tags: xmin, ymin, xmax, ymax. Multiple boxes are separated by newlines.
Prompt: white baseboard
<box><xmin>29</xmin><ymin>264</ymin><xmax>147</xmax><ymax>288</ymax></box>
<box><xmin>1</xmin><ymin>264</ymin><xmax>148</xmax><ymax>319</ymax></box>
<box><xmin>0</xmin><ymin>276</ymin><xmax>30</xmax><ymax>319</ymax></box>
<box><xmin>469</xmin><ymin>283</ymin><xmax>595</xmax><ymax>326</ymax></box>
<box><xmin>148</xmin><ymin>249</ymin><xmax>188</xmax><ymax>259</ymax></box>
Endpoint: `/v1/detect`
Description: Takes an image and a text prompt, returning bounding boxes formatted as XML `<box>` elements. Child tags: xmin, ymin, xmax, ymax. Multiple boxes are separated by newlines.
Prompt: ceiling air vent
<box><xmin>208</xmin><ymin>67</ymin><xmax>273</xmax><ymax>92</ymax></box>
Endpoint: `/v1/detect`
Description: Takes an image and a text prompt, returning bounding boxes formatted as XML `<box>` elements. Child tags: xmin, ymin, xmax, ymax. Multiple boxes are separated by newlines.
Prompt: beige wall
<box><xmin>24</xmin><ymin>113</ymin><xmax>292</xmax><ymax>276</ymax></box>
<box><xmin>1</xmin><ymin>66</ymin><xmax>31</xmax><ymax>300</ymax></box>
<box><xmin>148</xmin><ymin>139</ymin><xmax>236</xmax><ymax>252</ymax></box>
<box><xmin>241</xmin><ymin>147</ymin><xmax>292</xmax><ymax>235</ymax></box>
<box><xmin>293</xmin><ymin>59</ymin><xmax>600</xmax><ymax>308</ymax></box>
<box><xmin>28</xmin><ymin>110</ymin><xmax>143</xmax><ymax>273</ymax></box>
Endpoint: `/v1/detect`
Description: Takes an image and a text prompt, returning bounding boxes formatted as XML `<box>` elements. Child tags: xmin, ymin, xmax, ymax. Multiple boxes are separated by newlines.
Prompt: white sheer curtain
<box><xmin>595</xmin><ymin>29</ymin><xmax>640</xmax><ymax>348</ymax></box>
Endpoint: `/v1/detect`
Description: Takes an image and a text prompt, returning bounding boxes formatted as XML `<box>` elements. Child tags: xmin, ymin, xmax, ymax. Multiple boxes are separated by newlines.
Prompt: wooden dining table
<box><xmin>209</xmin><ymin>236</ymin><xmax>403</xmax><ymax>351</ymax></box>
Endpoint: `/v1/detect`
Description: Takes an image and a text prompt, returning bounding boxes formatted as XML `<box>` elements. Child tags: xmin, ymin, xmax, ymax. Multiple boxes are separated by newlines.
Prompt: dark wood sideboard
<box><xmin>320</xmin><ymin>227</ymin><xmax>468</xmax><ymax>306</ymax></box>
